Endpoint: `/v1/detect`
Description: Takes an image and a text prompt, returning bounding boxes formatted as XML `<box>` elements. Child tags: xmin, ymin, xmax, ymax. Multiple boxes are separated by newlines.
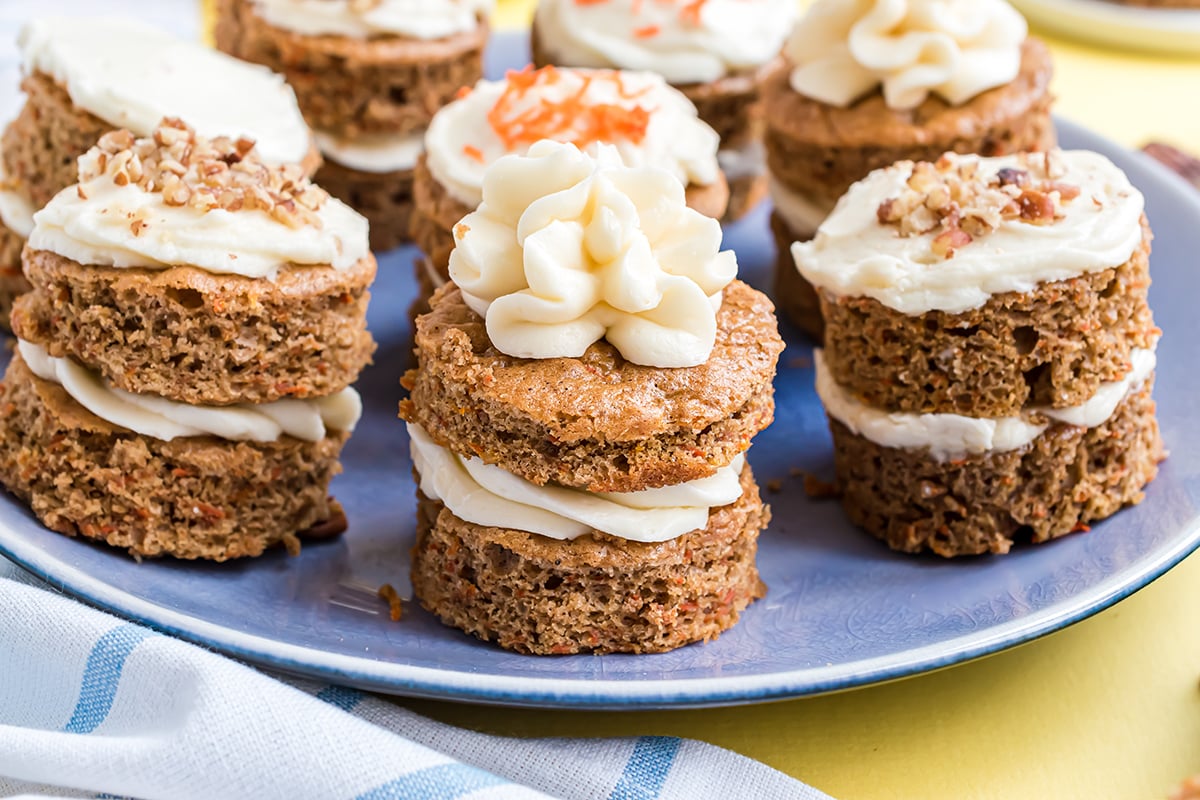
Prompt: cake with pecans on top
<box><xmin>794</xmin><ymin>150</ymin><xmax>1163</xmax><ymax>557</ymax></box>
<box><xmin>0</xmin><ymin>119</ymin><xmax>375</xmax><ymax>561</ymax></box>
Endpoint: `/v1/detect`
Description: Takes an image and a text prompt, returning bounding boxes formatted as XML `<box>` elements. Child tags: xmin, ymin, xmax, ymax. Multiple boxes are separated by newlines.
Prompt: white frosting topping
<box><xmin>786</xmin><ymin>0</ymin><xmax>1028</xmax><ymax>110</ymax></box>
<box><xmin>425</xmin><ymin>66</ymin><xmax>721</xmax><ymax>208</ymax></box>
<box><xmin>250</xmin><ymin>0</ymin><xmax>491</xmax><ymax>40</ymax></box>
<box><xmin>769</xmin><ymin>176</ymin><xmax>836</xmax><ymax>239</ymax></box>
<box><xmin>409</xmin><ymin>423</ymin><xmax>744</xmax><ymax>542</ymax></box>
<box><xmin>30</xmin><ymin>181</ymin><xmax>369</xmax><ymax>279</ymax></box>
<box><xmin>815</xmin><ymin>348</ymin><xmax>1157</xmax><ymax>462</ymax></box>
<box><xmin>315</xmin><ymin>129</ymin><xmax>424</xmax><ymax>173</ymax></box>
<box><xmin>534</xmin><ymin>0</ymin><xmax>796</xmax><ymax>85</ymax></box>
<box><xmin>792</xmin><ymin>151</ymin><xmax>1145</xmax><ymax>316</ymax></box>
<box><xmin>449</xmin><ymin>141</ymin><xmax>737</xmax><ymax>368</ymax></box>
<box><xmin>0</xmin><ymin>161</ymin><xmax>35</xmax><ymax>239</ymax></box>
<box><xmin>19</xmin><ymin>17</ymin><xmax>311</xmax><ymax>166</ymax></box>
<box><xmin>19</xmin><ymin>340</ymin><xmax>361</xmax><ymax>443</ymax></box>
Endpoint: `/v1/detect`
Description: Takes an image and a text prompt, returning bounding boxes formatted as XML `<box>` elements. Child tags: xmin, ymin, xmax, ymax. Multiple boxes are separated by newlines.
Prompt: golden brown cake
<box><xmin>215</xmin><ymin>0</ymin><xmax>492</xmax><ymax>251</ymax></box>
<box><xmin>794</xmin><ymin>151</ymin><xmax>1163</xmax><ymax>556</ymax></box>
<box><xmin>0</xmin><ymin>120</ymin><xmax>374</xmax><ymax>560</ymax></box>
<box><xmin>766</xmin><ymin>0</ymin><xmax>1056</xmax><ymax>338</ymax></box>
<box><xmin>402</xmin><ymin>140</ymin><xmax>783</xmax><ymax>653</ymax></box>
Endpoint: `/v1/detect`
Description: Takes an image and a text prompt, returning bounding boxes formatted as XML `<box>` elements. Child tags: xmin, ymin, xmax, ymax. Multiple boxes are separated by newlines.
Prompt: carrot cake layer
<box><xmin>13</xmin><ymin>120</ymin><xmax>375</xmax><ymax>407</ymax></box>
<box><xmin>794</xmin><ymin>151</ymin><xmax>1155</xmax><ymax>417</ymax></box>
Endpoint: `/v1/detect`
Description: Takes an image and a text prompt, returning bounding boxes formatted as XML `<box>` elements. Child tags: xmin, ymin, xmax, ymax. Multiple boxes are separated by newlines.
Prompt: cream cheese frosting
<box><xmin>425</xmin><ymin>66</ymin><xmax>721</xmax><ymax>208</ymax></box>
<box><xmin>533</xmin><ymin>0</ymin><xmax>796</xmax><ymax>85</ymax></box>
<box><xmin>409</xmin><ymin>423</ymin><xmax>744</xmax><ymax>542</ymax></box>
<box><xmin>250</xmin><ymin>0</ymin><xmax>491</xmax><ymax>40</ymax></box>
<box><xmin>448</xmin><ymin>141</ymin><xmax>737</xmax><ymax>368</ymax></box>
<box><xmin>20</xmin><ymin>340</ymin><xmax>361</xmax><ymax>443</ymax></box>
<box><xmin>786</xmin><ymin>0</ymin><xmax>1028</xmax><ymax>110</ymax></box>
<box><xmin>315</xmin><ymin>129</ymin><xmax>425</xmax><ymax>173</ymax></box>
<box><xmin>815</xmin><ymin>348</ymin><xmax>1157</xmax><ymax>462</ymax></box>
<box><xmin>792</xmin><ymin>150</ymin><xmax>1145</xmax><ymax>316</ymax></box>
<box><xmin>29</xmin><ymin>122</ymin><xmax>370</xmax><ymax>279</ymax></box>
<box><xmin>0</xmin><ymin>162</ymin><xmax>35</xmax><ymax>239</ymax></box>
<box><xmin>19</xmin><ymin>17</ymin><xmax>312</xmax><ymax>166</ymax></box>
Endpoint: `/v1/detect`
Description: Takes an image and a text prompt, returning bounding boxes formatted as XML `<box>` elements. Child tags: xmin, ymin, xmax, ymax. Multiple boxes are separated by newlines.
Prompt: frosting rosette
<box><xmin>249</xmin><ymin>0</ymin><xmax>492</xmax><ymax>40</ymax></box>
<box><xmin>448</xmin><ymin>140</ymin><xmax>737</xmax><ymax>368</ymax></box>
<box><xmin>786</xmin><ymin>0</ymin><xmax>1028</xmax><ymax>111</ymax></box>
<box><xmin>533</xmin><ymin>0</ymin><xmax>797</xmax><ymax>85</ymax></box>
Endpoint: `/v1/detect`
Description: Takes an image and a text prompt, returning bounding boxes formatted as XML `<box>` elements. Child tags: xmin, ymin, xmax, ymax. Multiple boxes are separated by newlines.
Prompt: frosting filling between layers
<box><xmin>18</xmin><ymin>341</ymin><xmax>362</xmax><ymax>443</ymax></box>
<box><xmin>409</xmin><ymin>423</ymin><xmax>745</xmax><ymax>542</ymax></box>
<box><xmin>18</xmin><ymin>17</ymin><xmax>311</xmax><ymax>166</ymax></box>
<box><xmin>425</xmin><ymin>67</ymin><xmax>721</xmax><ymax>208</ymax></box>
<box><xmin>769</xmin><ymin>176</ymin><xmax>836</xmax><ymax>238</ymax></box>
<box><xmin>815</xmin><ymin>348</ymin><xmax>1157</xmax><ymax>462</ymax></box>
<box><xmin>718</xmin><ymin>139</ymin><xmax>766</xmax><ymax>181</ymax></box>
<box><xmin>792</xmin><ymin>150</ymin><xmax>1146</xmax><ymax>316</ymax></box>
<box><xmin>0</xmin><ymin>162</ymin><xmax>35</xmax><ymax>239</ymax></box>
<box><xmin>534</xmin><ymin>0</ymin><xmax>796</xmax><ymax>85</ymax></box>
<box><xmin>315</xmin><ymin>130</ymin><xmax>425</xmax><ymax>174</ymax></box>
<box><xmin>250</xmin><ymin>0</ymin><xmax>491</xmax><ymax>40</ymax></box>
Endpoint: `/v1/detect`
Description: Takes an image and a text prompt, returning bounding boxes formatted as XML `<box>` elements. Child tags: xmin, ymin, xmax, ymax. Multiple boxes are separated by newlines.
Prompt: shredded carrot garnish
<box><xmin>633</xmin><ymin>23</ymin><xmax>660</xmax><ymax>37</ymax></box>
<box><xmin>455</xmin><ymin>85</ymin><xmax>473</xmax><ymax>100</ymax></box>
<box><xmin>378</xmin><ymin>583</ymin><xmax>403</xmax><ymax>622</ymax></box>
<box><xmin>462</xmin><ymin>144</ymin><xmax>484</xmax><ymax>163</ymax></box>
<box><xmin>486</xmin><ymin>65</ymin><xmax>653</xmax><ymax>152</ymax></box>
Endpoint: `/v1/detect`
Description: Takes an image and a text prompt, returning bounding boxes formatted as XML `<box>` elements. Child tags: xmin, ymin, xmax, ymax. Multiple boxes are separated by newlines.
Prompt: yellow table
<box><xmin>399</xmin><ymin>5</ymin><xmax>1200</xmax><ymax>799</ymax></box>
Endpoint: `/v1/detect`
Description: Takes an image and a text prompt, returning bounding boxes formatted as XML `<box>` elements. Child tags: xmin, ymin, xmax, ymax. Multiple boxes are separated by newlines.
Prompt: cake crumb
<box><xmin>378</xmin><ymin>583</ymin><xmax>404</xmax><ymax>622</ymax></box>
<box><xmin>766</xmin><ymin>479</ymin><xmax>782</xmax><ymax>493</ymax></box>
<box><xmin>803</xmin><ymin>474</ymin><xmax>839</xmax><ymax>500</ymax></box>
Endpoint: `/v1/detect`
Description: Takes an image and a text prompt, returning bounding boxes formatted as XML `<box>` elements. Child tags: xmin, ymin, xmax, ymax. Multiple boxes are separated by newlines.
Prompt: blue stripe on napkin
<box><xmin>609</xmin><ymin>736</ymin><xmax>682</xmax><ymax>800</ymax></box>
<box><xmin>63</xmin><ymin>623</ymin><xmax>154</xmax><ymax>734</ymax></box>
<box><xmin>316</xmin><ymin>684</ymin><xmax>366</xmax><ymax>712</ymax></box>
<box><xmin>354</xmin><ymin>763</ymin><xmax>512</xmax><ymax>800</ymax></box>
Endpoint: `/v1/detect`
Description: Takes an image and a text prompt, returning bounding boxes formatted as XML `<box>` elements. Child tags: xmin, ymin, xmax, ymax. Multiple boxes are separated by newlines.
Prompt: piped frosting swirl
<box><xmin>449</xmin><ymin>140</ymin><xmax>737</xmax><ymax>368</ymax></box>
<box><xmin>785</xmin><ymin>0</ymin><xmax>1028</xmax><ymax>110</ymax></box>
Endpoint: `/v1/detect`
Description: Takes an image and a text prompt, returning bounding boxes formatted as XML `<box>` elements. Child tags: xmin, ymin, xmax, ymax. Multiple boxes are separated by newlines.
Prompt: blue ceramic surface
<box><xmin>1</xmin><ymin>39</ymin><xmax>1198</xmax><ymax>709</ymax></box>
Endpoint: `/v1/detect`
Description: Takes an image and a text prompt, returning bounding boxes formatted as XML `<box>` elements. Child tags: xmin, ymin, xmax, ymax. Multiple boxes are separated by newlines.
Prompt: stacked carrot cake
<box><xmin>793</xmin><ymin>150</ymin><xmax>1163</xmax><ymax>557</ymax></box>
<box><xmin>401</xmin><ymin>140</ymin><xmax>784</xmax><ymax>653</ymax></box>
<box><xmin>0</xmin><ymin>120</ymin><xmax>375</xmax><ymax>561</ymax></box>
<box><xmin>766</xmin><ymin>0</ymin><xmax>1055</xmax><ymax>337</ymax></box>
<box><xmin>531</xmin><ymin>0</ymin><xmax>796</xmax><ymax>220</ymax></box>
<box><xmin>216</xmin><ymin>0</ymin><xmax>492</xmax><ymax>251</ymax></box>
<box><xmin>412</xmin><ymin>65</ymin><xmax>728</xmax><ymax>295</ymax></box>
<box><xmin>0</xmin><ymin>16</ymin><xmax>318</xmax><ymax>327</ymax></box>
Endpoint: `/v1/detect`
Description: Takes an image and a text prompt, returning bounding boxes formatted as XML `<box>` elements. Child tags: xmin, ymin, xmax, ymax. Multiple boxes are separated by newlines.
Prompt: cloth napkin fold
<box><xmin>0</xmin><ymin>559</ymin><xmax>830</xmax><ymax>800</ymax></box>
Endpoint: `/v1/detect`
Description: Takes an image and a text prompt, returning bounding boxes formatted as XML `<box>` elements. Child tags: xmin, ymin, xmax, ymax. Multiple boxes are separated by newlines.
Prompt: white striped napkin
<box><xmin>0</xmin><ymin>559</ymin><xmax>831</xmax><ymax>800</ymax></box>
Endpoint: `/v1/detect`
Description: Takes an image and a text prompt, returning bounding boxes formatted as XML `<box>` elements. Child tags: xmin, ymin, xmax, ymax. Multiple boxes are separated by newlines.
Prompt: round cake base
<box><xmin>410</xmin><ymin>465</ymin><xmax>768</xmax><ymax>655</ymax></box>
<box><xmin>829</xmin><ymin>380</ymin><xmax>1164</xmax><ymax>557</ymax></box>
<box><xmin>0</xmin><ymin>355</ymin><xmax>349</xmax><ymax>561</ymax></box>
<box><xmin>769</xmin><ymin>210</ymin><xmax>822</xmax><ymax>341</ymax></box>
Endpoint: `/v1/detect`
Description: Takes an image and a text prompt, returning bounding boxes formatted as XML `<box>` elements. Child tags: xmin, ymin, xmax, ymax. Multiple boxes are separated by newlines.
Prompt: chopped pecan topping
<box><xmin>78</xmin><ymin>117</ymin><xmax>328</xmax><ymax>229</ymax></box>
<box><xmin>876</xmin><ymin>152</ymin><xmax>1081</xmax><ymax>259</ymax></box>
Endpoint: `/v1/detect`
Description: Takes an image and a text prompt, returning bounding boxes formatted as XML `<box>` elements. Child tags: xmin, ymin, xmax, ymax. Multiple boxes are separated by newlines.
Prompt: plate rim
<box><xmin>1010</xmin><ymin>0</ymin><xmax>1200</xmax><ymax>56</ymax></box>
<box><xmin>2</xmin><ymin>118</ymin><xmax>1199</xmax><ymax>709</ymax></box>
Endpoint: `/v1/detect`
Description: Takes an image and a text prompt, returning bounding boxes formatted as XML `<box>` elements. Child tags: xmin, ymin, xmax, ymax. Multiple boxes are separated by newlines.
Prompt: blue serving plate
<box><xmin>1</xmin><ymin>38</ymin><xmax>1197</xmax><ymax>710</ymax></box>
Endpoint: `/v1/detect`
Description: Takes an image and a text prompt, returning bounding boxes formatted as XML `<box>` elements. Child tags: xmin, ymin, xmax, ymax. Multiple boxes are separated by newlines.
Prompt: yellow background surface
<box><xmin>405</xmin><ymin>5</ymin><xmax>1200</xmax><ymax>800</ymax></box>
<box><xmin>197</xmin><ymin>0</ymin><xmax>1200</xmax><ymax>796</ymax></box>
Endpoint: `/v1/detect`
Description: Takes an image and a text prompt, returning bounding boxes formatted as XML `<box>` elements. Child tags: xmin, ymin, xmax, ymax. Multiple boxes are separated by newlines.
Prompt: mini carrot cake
<box><xmin>0</xmin><ymin>16</ymin><xmax>319</xmax><ymax>323</ymax></box>
<box><xmin>531</xmin><ymin>0</ymin><xmax>796</xmax><ymax>221</ymax></box>
<box><xmin>401</xmin><ymin>141</ymin><xmax>784</xmax><ymax>653</ymax></box>
<box><xmin>767</xmin><ymin>0</ymin><xmax>1055</xmax><ymax>338</ymax></box>
<box><xmin>412</xmin><ymin>65</ymin><xmax>728</xmax><ymax>295</ymax></box>
<box><xmin>0</xmin><ymin>120</ymin><xmax>375</xmax><ymax>561</ymax></box>
<box><xmin>215</xmin><ymin>0</ymin><xmax>492</xmax><ymax>251</ymax></box>
<box><xmin>794</xmin><ymin>151</ymin><xmax>1163</xmax><ymax>557</ymax></box>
